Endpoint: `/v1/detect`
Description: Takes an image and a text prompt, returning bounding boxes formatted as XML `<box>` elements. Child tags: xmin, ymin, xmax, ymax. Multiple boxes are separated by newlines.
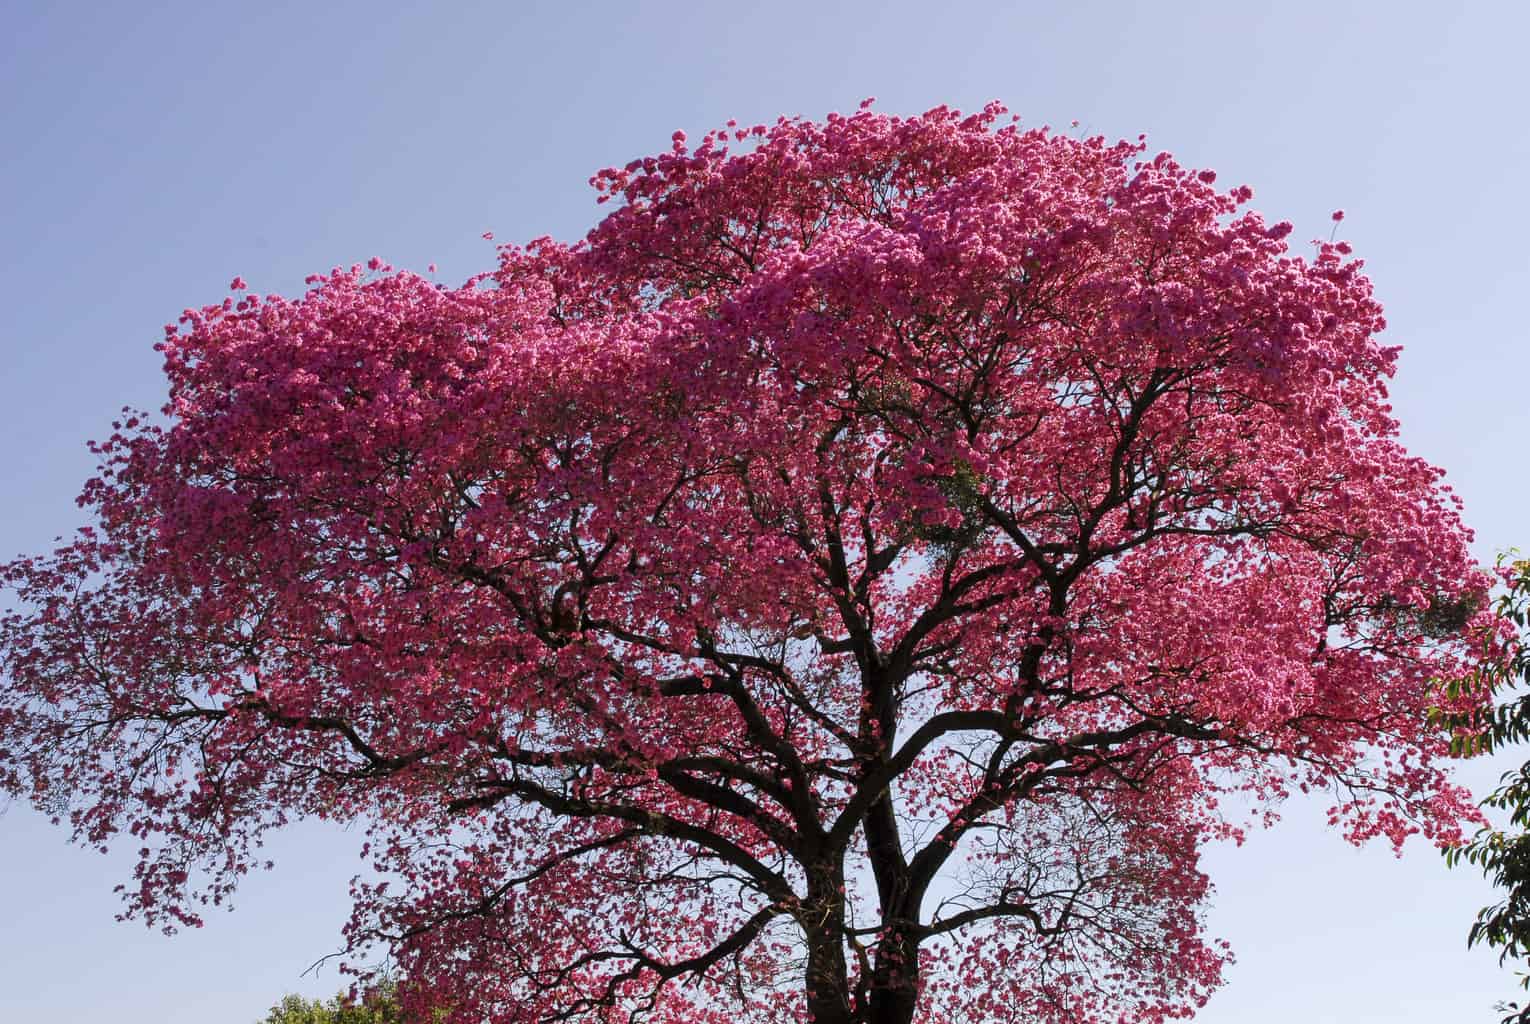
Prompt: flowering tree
<box><xmin>0</xmin><ymin>103</ymin><xmax>1499</xmax><ymax>1024</ymax></box>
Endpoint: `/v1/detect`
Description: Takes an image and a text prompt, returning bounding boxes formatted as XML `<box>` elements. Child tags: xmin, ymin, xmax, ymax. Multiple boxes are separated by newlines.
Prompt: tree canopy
<box><xmin>0</xmin><ymin>102</ymin><xmax>1500</xmax><ymax>1024</ymax></box>
<box><xmin>259</xmin><ymin>984</ymin><xmax>410</xmax><ymax>1024</ymax></box>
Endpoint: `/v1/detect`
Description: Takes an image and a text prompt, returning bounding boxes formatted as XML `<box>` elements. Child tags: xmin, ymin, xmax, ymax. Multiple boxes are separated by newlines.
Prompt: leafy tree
<box><xmin>1445</xmin><ymin>558</ymin><xmax>1530</xmax><ymax>1023</ymax></box>
<box><xmin>0</xmin><ymin>102</ymin><xmax>1504</xmax><ymax>1024</ymax></box>
<box><xmin>259</xmin><ymin>983</ymin><xmax>408</xmax><ymax>1024</ymax></box>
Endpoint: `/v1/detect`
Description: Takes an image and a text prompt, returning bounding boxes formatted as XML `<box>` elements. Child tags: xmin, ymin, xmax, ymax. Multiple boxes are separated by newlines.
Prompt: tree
<box><xmin>1445</xmin><ymin>558</ymin><xmax>1530</xmax><ymax>1023</ymax></box>
<box><xmin>0</xmin><ymin>102</ymin><xmax>1501</xmax><ymax>1024</ymax></box>
<box><xmin>259</xmin><ymin>983</ymin><xmax>411</xmax><ymax>1024</ymax></box>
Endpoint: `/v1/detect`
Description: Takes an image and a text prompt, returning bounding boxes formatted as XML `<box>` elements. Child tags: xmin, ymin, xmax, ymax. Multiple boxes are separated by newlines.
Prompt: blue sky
<box><xmin>2</xmin><ymin>1</ymin><xmax>1527</xmax><ymax>1021</ymax></box>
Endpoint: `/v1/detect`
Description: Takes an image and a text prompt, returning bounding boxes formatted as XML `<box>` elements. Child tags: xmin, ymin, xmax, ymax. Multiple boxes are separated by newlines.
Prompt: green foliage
<box><xmin>258</xmin><ymin>982</ymin><xmax>416</xmax><ymax>1024</ymax></box>
<box><xmin>1443</xmin><ymin>558</ymin><xmax>1530</xmax><ymax>1023</ymax></box>
<box><xmin>912</xmin><ymin>459</ymin><xmax>991</xmax><ymax>557</ymax></box>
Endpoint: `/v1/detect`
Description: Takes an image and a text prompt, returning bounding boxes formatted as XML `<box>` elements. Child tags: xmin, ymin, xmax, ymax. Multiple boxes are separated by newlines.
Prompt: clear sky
<box><xmin>2</xmin><ymin>2</ymin><xmax>1527</xmax><ymax>1021</ymax></box>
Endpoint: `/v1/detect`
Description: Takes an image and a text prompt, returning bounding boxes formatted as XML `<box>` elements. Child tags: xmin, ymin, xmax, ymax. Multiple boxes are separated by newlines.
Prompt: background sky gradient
<box><xmin>2</xmin><ymin>2</ymin><xmax>1527</xmax><ymax>1021</ymax></box>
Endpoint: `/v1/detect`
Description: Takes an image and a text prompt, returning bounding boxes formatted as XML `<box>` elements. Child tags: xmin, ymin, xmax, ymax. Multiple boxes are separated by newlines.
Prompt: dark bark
<box><xmin>866</xmin><ymin>922</ymin><xmax>920</xmax><ymax>1024</ymax></box>
<box><xmin>803</xmin><ymin>864</ymin><xmax>856</xmax><ymax>1024</ymax></box>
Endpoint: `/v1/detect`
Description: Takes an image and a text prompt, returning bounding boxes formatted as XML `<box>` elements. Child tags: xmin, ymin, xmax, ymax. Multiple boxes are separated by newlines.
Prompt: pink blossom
<box><xmin>0</xmin><ymin>101</ymin><xmax>1495</xmax><ymax>1024</ymax></box>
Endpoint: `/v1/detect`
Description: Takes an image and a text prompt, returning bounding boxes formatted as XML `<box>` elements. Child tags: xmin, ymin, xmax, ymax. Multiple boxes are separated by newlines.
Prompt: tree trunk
<box><xmin>804</xmin><ymin>931</ymin><xmax>856</xmax><ymax>1024</ymax></box>
<box><xmin>803</xmin><ymin>866</ymin><xmax>856</xmax><ymax>1024</ymax></box>
<box><xmin>799</xmin><ymin>876</ymin><xmax>923</xmax><ymax>1024</ymax></box>
<box><xmin>866</xmin><ymin>925</ymin><xmax>920</xmax><ymax>1024</ymax></box>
